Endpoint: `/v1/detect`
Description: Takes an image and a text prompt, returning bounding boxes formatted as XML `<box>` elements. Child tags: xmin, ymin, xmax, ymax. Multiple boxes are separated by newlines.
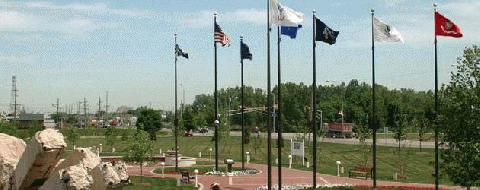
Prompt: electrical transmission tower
<box><xmin>98</xmin><ymin>97</ymin><xmax>102</xmax><ymax>116</ymax></box>
<box><xmin>10</xmin><ymin>76</ymin><xmax>20</xmax><ymax>120</ymax></box>
<box><xmin>52</xmin><ymin>98</ymin><xmax>61</xmax><ymax>127</ymax></box>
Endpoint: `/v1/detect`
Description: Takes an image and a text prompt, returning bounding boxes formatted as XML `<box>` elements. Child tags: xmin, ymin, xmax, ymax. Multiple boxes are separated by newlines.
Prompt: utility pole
<box><xmin>98</xmin><ymin>97</ymin><xmax>102</xmax><ymax>116</ymax></box>
<box><xmin>83</xmin><ymin>97</ymin><xmax>88</xmax><ymax>128</ymax></box>
<box><xmin>105</xmin><ymin>91</ymin><xmax>109</xmax><ymax>121</ymax></box>
<box><xmin>77</xmin><ymin>101</ymin><xmax>82</xmax><ymax>115</ymax></box>
<box><xmin>52</xmin><ymin>98</ymin><xmax>60</xmax><ymax>126</ymax></box>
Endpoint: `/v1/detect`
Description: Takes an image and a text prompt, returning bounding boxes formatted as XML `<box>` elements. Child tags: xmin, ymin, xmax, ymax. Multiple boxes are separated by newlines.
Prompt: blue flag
<box><xmin>281</xmin><ymin>25</ymin><xmax>302</xmax><ymax>39</ymax></box>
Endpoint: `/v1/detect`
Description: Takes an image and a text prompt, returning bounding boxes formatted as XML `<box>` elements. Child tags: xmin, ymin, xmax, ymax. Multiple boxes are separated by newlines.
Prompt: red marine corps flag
<box><xmin>432</xmin><ymin>5</ymin><xmax>463</xmax><ymax>190</ymax></box>
<box><xmin>435</xmin><ymin>12</ymin><xmax>463</xmax><ymax>38</ymax></box>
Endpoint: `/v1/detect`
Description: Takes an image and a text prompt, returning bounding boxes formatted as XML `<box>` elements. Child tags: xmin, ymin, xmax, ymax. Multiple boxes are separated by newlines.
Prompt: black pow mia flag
<box><xmin>315</xmin><ymin>18</ymin><xmax>339</xmax><ymax>45</ymax></box>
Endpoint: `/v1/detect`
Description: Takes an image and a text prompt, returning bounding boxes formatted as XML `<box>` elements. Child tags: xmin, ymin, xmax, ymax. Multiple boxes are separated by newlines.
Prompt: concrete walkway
<box><xmin>127</xmin><ymin>163</ymin><xmax>464</xmax><ymax>190</ymax></box>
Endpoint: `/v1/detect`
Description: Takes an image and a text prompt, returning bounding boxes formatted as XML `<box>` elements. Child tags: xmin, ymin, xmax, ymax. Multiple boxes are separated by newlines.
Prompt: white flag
<box><xmin>373</xmin><ymin>17</ymin><xmax>404</xmax><ymax>43</ymax></box>
<box><xmin>270</xmin><ymin>0</ymin><xmax>304</xmax><ymax>27</ymax></box>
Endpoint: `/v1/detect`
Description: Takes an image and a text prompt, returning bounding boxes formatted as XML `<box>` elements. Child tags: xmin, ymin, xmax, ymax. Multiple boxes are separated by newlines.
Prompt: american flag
<box><xmin>214</xmin><ymin>21</ymin><xmax>230</xmax><ymax>46</ymax></box>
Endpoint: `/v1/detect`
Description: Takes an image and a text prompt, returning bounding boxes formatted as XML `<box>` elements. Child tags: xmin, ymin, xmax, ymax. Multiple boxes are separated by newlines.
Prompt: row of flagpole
<box><xmin>173</xmin><ymin>1</ymin><xmax>462</xmax><ymax>190</ymax></box>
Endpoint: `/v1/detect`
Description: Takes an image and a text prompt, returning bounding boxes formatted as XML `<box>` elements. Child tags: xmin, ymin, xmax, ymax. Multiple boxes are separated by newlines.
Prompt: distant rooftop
<box><xmin>18</xmin><ymin>114</ymin><xmax>45</xmax><ymax>121</ymax></box>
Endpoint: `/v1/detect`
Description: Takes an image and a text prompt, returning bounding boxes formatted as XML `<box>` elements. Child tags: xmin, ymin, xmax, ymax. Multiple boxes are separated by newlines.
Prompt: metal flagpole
<box><xmin>312</xmin><ymin>11</ymin><xmax>318</xmax><ymax>189</ymax></box>
<box><xmin>370</xmin><ymin>9</ymin><xmax>377</xmax><ymax>188</ymax></box>
<box><xmin>240</xmin><ymin>36</ymin><xmax>245</xmax><ymax>170</ymax></box>
<box><xmin>267</xmin><ymin>0</ymin><xmax>272</xmax><ymax>189</ymax></box>
<box><xmin>277</xmin><ymin>25</ymin><xmax>283</xmax><ymax>190</ymax></box>
<box><xmin>174</xmin><ymin>33</ymin><xmax>179</xmax><ymax>172</ymax></box>
<box><xmin>433</xmin><ymin>3</ymin><xmax>439</xmax><ymax>190</ymax></box>
<box><xmin>213</xmin><ymin>12</ymin><xmax>219</xmax><ymax>172</ymax></box>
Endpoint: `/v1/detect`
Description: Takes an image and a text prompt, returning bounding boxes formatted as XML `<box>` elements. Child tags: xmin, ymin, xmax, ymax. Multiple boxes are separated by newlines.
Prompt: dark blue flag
<box><xmin>281</xmin><ymin>25</ymin><xmax>302</xmax><ymax>39</ymax></box>
<box><xmin>315</xmin><ymin>18</ymin><xmax>339</xmax><ymax>45</ymax></box>
<box><xmin>175</xmin><ymin>44</ymin><xmax>188</xmax><ymax>59</ymax></box>
<box><xmin>241</xmin><ymin>41</ymin><xmax>252</xmax><ymax>60</ymax></box>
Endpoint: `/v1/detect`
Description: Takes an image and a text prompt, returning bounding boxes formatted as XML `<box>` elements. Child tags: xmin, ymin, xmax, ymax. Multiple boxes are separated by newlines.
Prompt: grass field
<box><xmin>375</xmin><ymin>133</ymin><xmax>434</xmax><ymax>141</ymax></box>
<box><xmin>74</xmin><ymin>134</ymin><xmax>450</xmax><ymax>185</ymax></box>
<box><xmin>123</xmin><ymin>176</ymin><xmax>196</xmax><ymax>190</ymax></box>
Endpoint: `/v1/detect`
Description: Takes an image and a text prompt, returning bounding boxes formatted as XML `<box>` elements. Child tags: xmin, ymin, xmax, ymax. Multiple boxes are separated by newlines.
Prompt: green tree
<box><xmin>121</xmin><ymin>129</ymin><xmax>130</xmax><ymax>141</ymax></box>
<box><xmin>439</xmin><ymin>45</ymin><xmax>480</xmax><ymax>189</ymax></box>
<box><xmin>394</xmin><ymin>114</ymin><xmax>409</xmax><ymax>179</ymax></box>
<box><xmin>105</xmin><ymin>127</ymin><xmax>117</xmax><ymax>152</ymax></box>
<box><xmin>356</xmin><ymin>124</ymin><xmax>371</xmax><ymax>167</ymax></box>
<box><xmin>136</xmin><ymin>108</ymin><xmax>163</xmax><ymax>140</ymax></box>
<box><xmin>182</xmin><ymin>106</ymin><xmax>196</xmax><ymax>132</ymax></box>
<box><xmin>64</xmin><ymin>127</ymin><xmax>79</xmax><ymax>149</ymax></box>
<box><xmin>0</xmin><ymin>122</ymin><xmax>18</xmax><ymax>137</ymax></box>
<box><xmin>124</xmin><ymin>130</ymin><xmax>153</xmax><ymax>183</ymax></box>
<box><xmin>393</xmin><ymin>114</ymin><xmax>408</xmax><ymax>151</ymax></box>
<box><xmin>416</xmin><ymin>118</ymin><xmax>429</xmax><ymax>152</ymax></box>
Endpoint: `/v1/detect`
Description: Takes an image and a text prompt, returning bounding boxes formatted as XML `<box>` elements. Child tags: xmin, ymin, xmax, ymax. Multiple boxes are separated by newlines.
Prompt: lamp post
<box><xmin>194</xmin><ymin>169</ymin><xmax>199</xmax><ymax>187</ymax></box>
<box><xmin>160</xmin><ymin>162</ymin><xmax>165</xmax><ymax>178</ymax></box>
<box><xmin>336</xmin><ymin>161</ymin><xmax>342</xmax><ymax>176</ymax></box>
<box><xmin>288</xmin><ymin>155</ymin><xmax>292</xmax><ymax>169</ymax></box>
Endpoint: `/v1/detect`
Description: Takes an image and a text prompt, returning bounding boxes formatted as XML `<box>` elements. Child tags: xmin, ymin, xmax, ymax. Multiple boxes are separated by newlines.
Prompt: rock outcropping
<box><xmin>0</xmin><ymin>134</ymin><xmax>26</xmax><ymax>190</ymax></box>
<box><xmin>11</xmin><ymin>129</ymin><xmax>66</xmax><ymax>190</ymax></box>
<box><xmin>1</xmin><ymin>129</ymin><xmax>130</xmax><ymax>190</ymax></box>
<box><xmin>39</xmin><ymin>148</ymin><xmax>105</xmax><ymax>190</ymax></box>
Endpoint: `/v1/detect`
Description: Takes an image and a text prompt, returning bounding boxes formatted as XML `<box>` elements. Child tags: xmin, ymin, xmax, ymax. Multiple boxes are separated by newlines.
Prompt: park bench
<box><xmin>348</xmin><ymin>166</ymin><xmax>373</xmax><ymax>179</ymax></box>
<box><xmin>180</xmin><ymin>171</ymin><xmax>195</xmax><ymax>183</ymax></box>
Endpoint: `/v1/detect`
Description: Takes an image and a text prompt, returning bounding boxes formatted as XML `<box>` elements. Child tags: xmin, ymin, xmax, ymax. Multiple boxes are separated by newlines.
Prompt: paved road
<box><xmin>127</xmin><ymin>163</ymin><xmax>463</xmax><ymax>190</ymax></box>
<box><xmin>193</xmin><ymin>132</ymin><xmax>439</xmax><ymax>149</ymax></box>
<box><xmin>79</xmin><ymin>132</ymin><xmax>438</xmax><ymax>148</ymax></box>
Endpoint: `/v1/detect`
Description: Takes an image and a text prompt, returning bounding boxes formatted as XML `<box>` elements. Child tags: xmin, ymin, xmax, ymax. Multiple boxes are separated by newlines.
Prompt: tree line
<box><xmin>180</xmin><ymin>79</ymin><xmax>435</xmax><ymax>135</ymax></box>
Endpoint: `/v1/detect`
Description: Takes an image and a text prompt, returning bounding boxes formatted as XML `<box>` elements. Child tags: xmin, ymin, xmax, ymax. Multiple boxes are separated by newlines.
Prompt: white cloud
<box><xmin>0</xmin><ymin>11</ymin><xmax>114</xmax><ymax>35</ymax></box>
<box><xmin>380</xmin><ymin>0</ymin><xmax>407</xmax><ymax>8</ymax></box>
<box><xmin>442</xmin><ymin>0</ymin><xmax>480</xmax><ymax>42</ymax></box>
<box><xmin>182</xmin><ymin>9</ymin><xmax>266</xmax><ymax>28</ymax></box>
<box><xmin>0</xmin><ymin>11</ymin><xmax>31</xmax><ymax>30</ymax></box>
<box><xmin>23</xmin><ymin>1</ymin><xmax>149</xmax><ymax>18</ymax></box>
<box><xmin>0</xmin><ymin>54</ymin><xmax>36</xmax><ymax>64</ymax></box>
<box><xmin>0</xmin><ymin>1</ymin><xmax>129</xmax><ymax>37</ymax></box>
<box><xmin>224</xmin><ymin>9</ymin><xmax>266</xmax><ymax>25</ymax></box>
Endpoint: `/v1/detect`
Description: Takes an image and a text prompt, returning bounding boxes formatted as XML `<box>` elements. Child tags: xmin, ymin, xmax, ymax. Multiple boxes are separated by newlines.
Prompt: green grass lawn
<box><xmin>123</xmin><ymin>176</ymin><xmax>196</xmax><ymax>190</ymax></box>
<box><xmin>74</xmin><ymin>135</ymin><xmax>450</xmax><ymax>185</ymax></box>
<box><xmin>376</xmin><ymin>133</ymin><xmax>434</xmax><ymax>141</ymax></box>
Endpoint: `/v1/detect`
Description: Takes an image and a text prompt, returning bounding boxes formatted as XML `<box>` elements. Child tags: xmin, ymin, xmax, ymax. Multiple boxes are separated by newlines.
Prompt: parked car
<box><xmin>184</xmin><ymin>130</ymin><xmax>193</xmax><ymax>137</ymax></box>
<box><xmin>199</xmin><ymin>127</ymin><xmax>209</xmax><ymax>133</ymax></box>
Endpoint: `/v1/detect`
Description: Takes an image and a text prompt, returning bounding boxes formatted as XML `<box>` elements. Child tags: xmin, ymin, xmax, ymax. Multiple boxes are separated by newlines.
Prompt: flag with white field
<box><xmin>373</xmin><ymin>17</ymin><xmax>404</xmax><ymax>43</ymax></box>
<box><xmin>270</xmin><ymin>0</ymin><xmax>304</xmax><ymax>39</ymax></box>
<box><xmin>270</xmin><ymin>0</ymin><xmax>304</xmax><ymax>27</ymax></box>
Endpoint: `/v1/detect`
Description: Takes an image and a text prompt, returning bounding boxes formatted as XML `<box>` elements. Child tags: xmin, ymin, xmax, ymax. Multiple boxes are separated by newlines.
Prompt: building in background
<box><xmin>323</xmin><ymin>123</ymin><xmax>354</xmax><ymax>138</ymax></box>
<box><xmin>17</xmin><ymin>114</ymin><xmax>45</xmax><ymax>128</ymax></box>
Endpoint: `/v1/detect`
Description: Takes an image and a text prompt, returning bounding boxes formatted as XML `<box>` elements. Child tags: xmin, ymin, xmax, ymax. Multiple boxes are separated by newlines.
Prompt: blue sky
<box><xmin>0</xmin><ymin>0</ymin><xmax>479</xmax><ymax>113</ymax></box>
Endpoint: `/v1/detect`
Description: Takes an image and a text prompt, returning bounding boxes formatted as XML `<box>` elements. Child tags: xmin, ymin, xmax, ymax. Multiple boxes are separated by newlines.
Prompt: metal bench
<box><xmin>180</xmin><ymin>171</ymin><xmax>195</xmax><ymax>183</ymax></box>
<box><xmin>348</xmin><ymin>166</ymin><xmax>373</xmax><ymax>179</ymax></box>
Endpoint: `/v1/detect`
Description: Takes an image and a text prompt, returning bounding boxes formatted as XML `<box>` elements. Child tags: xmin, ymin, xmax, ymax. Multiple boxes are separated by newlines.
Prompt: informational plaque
<box><xmin>290</xmin><ymin>139</ymin><xmax>305</xmax><ymax>165</ymax></box>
